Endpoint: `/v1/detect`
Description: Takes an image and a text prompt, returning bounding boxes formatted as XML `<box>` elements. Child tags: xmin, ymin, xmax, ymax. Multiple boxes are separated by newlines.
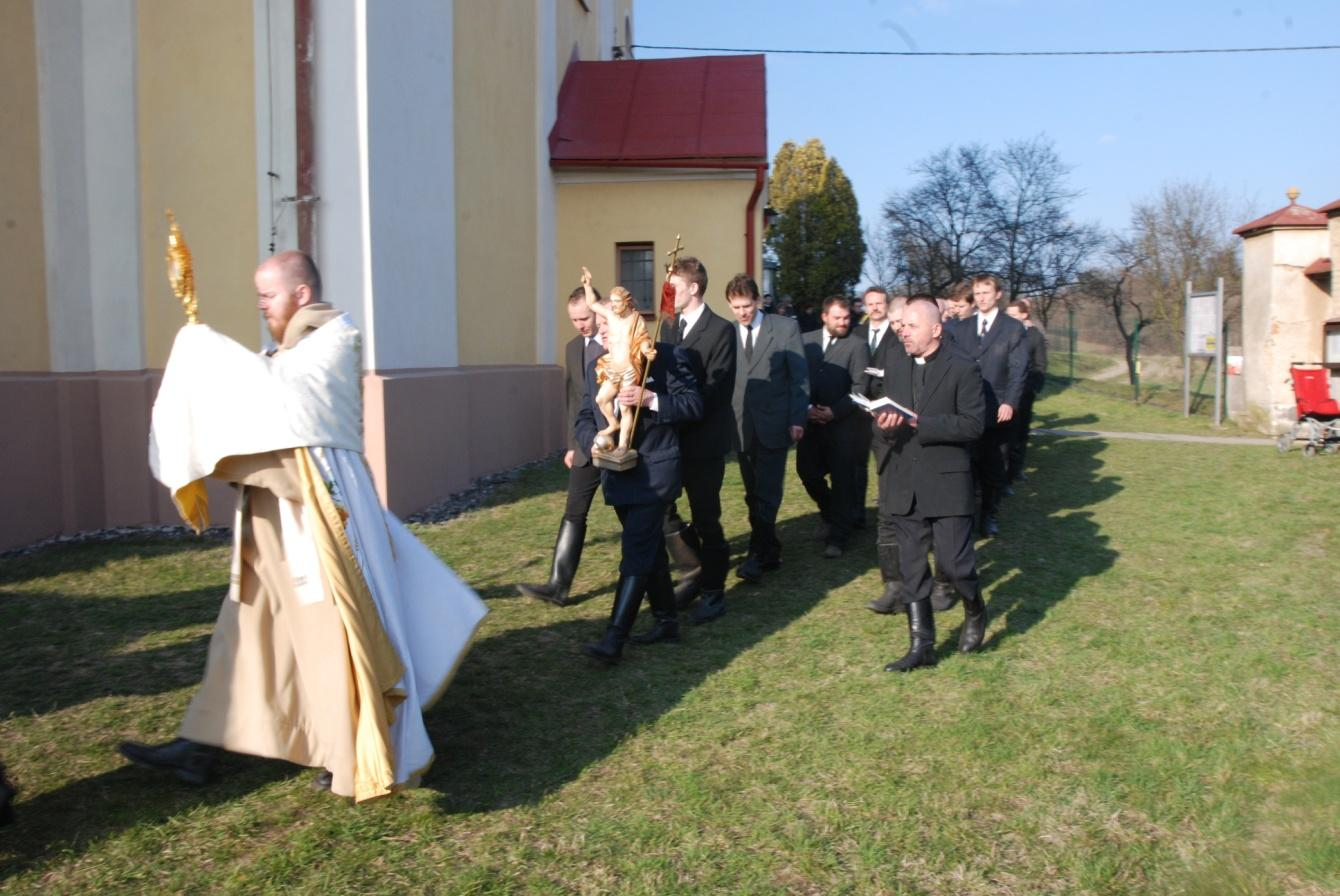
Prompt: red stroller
<box><xmin>1277</xmin><ymin>365</ymin><xmax>1340</xmax><ymax>456</ymax></box>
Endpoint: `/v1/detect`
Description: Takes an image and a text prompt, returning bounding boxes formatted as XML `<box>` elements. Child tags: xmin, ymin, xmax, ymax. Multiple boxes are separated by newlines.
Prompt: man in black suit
<box><xmin>798</xmin><ymin>296</ymin><xmax>870</xmax><ymax>559</ymax></box>
<box><xmin>726</xmin><ymin>274</ymin><xmax>809</xmax><ymax>585</ymax></box>
<box><xmin>1005</xmin><ymin>298</ymin><xmax>1048</xmax><ymax>483</ymax></box>
<box><xmin>944</xmin><ymin>273</ymin><xmax>1029</xmax><ymax>536</ymax></box>
<box><xmin>517</xmin><ymin>286</ymin><xmax>605</xmax><ymax>606</ymax></box>
<box><xmin>851</xmin><ymin>288</ymin><xmax>902</xmax><ymax>530</ymax></box>
<box><xmin>659</xmin><ymin>257</ymin><xmax>737</xmax><ymax>624</ymax></box>
<box><xmin>873</xmin><ymin>298</ymin><xmax>988</xmax><ymax>672</ymax></box>
<box><xmin>575</xmin><ymin>339</ymin><xmax>703</xmax><ymax>664</ymax></box>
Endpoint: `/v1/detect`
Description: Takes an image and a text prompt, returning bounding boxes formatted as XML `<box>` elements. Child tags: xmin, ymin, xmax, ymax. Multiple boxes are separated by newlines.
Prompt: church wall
<box><xmin>137</xmin><ymin>0</ymin><xmax>259</xmax><ymax>368</ymax></box>
<box><xmin>453</xmin><ymin>1</ymin><xmax>539</xmax><ymax>367</ymax></box>
<box><xmin>0</xmin><ymin>0</ymin><xmax>50</xmax><ymax>373</ymax></box>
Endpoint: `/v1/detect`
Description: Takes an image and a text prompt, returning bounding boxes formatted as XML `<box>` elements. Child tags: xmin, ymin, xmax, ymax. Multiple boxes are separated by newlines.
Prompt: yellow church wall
<box><xmin>454</xmin><ymin>1</ymin><xmax>539</xmax><ymax>366</ymax></box>
<box><xmin>553</xmin><ymin>173</ymin><xmax>762</xmax><ymax>361</ymax></box>
<box><xmin>0</xmin><ymin>1</ymin><xmax>50</xmax><ymax>372</ymax></box>
<box><xmin>137</xmin><ymin>0</ymin><xmax>258</xmax><ymax>367</ymax></box>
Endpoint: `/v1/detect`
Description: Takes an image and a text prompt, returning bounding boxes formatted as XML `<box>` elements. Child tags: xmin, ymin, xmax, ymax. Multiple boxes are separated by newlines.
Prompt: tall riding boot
<box><xmin>582</xmin><ymin>575</ymin><xmax>647</xmax><ymax>665</ymax></box>
<box><xmin>665</xmin><ymin>521</ymin><xmax>703</xmax><ymax>609</ymax></box>
<box><xmin>517</xmin><ymin>519</ymin><xmax>586</xmax><ymax>606</ymax></box>
<box><xmin>118</xmin><ymin>737</ymin><xmax>220</xmax><ymax>784</ymax></box>
<box><xmin>884</xmin><ymin>598</ymin><xmax>938</xmax><ymax>672</ymax></box>
<box><xmin>867</xmin><ymin>543</ymin><xmax>903</xmax><ymax>614</ymax></box>
<box><xmin>958</xmin><ymin>585</ymin><xmax>988</xmax><ymax>653</ymax></box>
<box><xmin>631</xmin><ymin>569</ymin><xmax>681</xmax><ymax>645</ymax></box>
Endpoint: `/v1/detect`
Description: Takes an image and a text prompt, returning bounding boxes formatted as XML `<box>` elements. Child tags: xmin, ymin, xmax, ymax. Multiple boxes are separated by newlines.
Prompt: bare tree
<box><xmin>1077</xmin><ymin>239</ymin><xmax>1155</xmax><ymax>388</ymax></box>
<box><xmin>861</xmin><ymin>221</ymin><xmax>896</xmax><ymax>291</ymax></box>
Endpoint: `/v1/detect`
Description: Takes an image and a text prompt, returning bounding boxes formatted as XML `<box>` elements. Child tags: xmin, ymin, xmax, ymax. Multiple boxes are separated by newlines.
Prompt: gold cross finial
<box><xmin>664</xmin><ymin>234</ymin><xmax>685</xmax><ymax>275</ymax></box>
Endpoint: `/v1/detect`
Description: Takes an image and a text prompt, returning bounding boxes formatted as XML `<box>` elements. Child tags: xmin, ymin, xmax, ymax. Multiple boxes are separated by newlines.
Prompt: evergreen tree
<box><xmin>767</xmin><ymin>139</ymin><xmax>865</xmax><ymax>307</ymax></box>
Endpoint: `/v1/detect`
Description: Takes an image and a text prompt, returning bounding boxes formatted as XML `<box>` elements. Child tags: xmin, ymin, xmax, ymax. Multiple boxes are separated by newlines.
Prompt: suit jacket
<box><xmin>801</xmin><ymin>330</ymin><xmax>871</xmax><ymax>433</ymax></box>
<box><xmin>852</xmin><ymin>320</ymin><xmax>897</xmax><ymax>398</ymax></box>
<box><xmin>732</xmin><ymin>312</ymin><xmax>809</xmax><ymax>451</ymax></box>
<box><xmin>574</xmin><ymin>342</ymin><xmax>703</xmax><ymax>507</ymax></box>
<box><xmin>874</xmin><ymin>341</ymin><xmax>986</xmax><ymax>518</ymax></box>
<box><xmin>944</xmin><ymin>311</ymin><xmax>1029</xmax><ymax>422</ymax></box>
<box><xmin>673</xmin><ymin>305</ymin><xmax>737</xmax><ymax>459</ymax></box>
<box><xmin>1024</xmin><ymin>326</ymin><xmax>1048</xmax><ymax>395</ymax></box>
<box><xmin>564</xmin><ymin>334</ymin><xmax>603</xmax><ymax>466</ymax></box>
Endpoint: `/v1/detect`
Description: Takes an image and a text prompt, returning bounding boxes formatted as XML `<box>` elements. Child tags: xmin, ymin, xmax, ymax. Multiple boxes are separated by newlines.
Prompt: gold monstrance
<box><xmin>165</xmin><ymin>210</ymin><xmax>199</xmax><ymax>324</ymax></box>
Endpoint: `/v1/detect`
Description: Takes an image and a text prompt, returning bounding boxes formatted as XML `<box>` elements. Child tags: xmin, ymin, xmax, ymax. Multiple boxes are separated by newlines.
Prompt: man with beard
<box><xmin>798</xmin><ymin>296</ymin><xmax>870</xmax><ymax>559</ymax></box>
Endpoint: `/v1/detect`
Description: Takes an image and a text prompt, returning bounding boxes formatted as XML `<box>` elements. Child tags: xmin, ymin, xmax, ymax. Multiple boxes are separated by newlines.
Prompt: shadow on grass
<box><xmin>0</xmin><ymin>586</ymin><xmax>222</xmax><ymax>718</ymax></box>
<box><xmin>969</xmin><ymin>433</ymin><xmax>1121</xmax><ymax>652</ymax></box>
<box><xmin>423</xmin><ymin>509</ymin><xmax>867</xmax><ymax>814</ymax></box>
<box><xmin>0</xmin><ymin>536</ymin><xmax>228</xmax><ymax>586</ymax></box>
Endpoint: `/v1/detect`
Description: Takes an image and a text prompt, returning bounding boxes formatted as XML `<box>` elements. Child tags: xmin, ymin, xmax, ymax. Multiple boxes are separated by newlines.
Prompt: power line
<box><xmin>632</xmin><ymin>43</ymin><xmax>1340</xmax><ymax>58</ymax></box>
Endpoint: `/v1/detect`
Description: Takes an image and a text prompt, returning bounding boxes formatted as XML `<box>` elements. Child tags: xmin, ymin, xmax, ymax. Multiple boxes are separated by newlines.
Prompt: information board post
<box><xmin>1184</xmin><ymin>279</ymin><xmax>1224</xmax><ymax>423</ymax></box>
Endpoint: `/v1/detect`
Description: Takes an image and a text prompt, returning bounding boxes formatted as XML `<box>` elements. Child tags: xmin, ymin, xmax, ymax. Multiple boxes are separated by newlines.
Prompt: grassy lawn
<box><xmin>2</xmin><ymin>403</ymin><xmax>1337</xmax><ymax>894</ymax></box>
<box><xmin>1036</xmin><ymin>377</ymin><xmax>1265</xmax><ymax>439</ymax></box>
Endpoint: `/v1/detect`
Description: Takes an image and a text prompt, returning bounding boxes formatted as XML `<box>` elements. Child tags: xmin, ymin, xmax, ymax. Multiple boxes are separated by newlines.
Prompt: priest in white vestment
<box><xmin>120</xmin><ymin>251</ymin><xmax>486</xmax><ymax>803</ymax></box>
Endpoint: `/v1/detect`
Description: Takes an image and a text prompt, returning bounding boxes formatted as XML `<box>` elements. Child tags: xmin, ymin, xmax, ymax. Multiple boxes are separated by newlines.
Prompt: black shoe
<box><xmin>735</xmin><ymin>554</ymin><xmax>764</xmax><ymax>584</ymax></box>
<box><xmin>582</xmin><ymin>575</ymin><xmax>647</xmax><ymax>665</ymax></box>
<box><xmin>312</xmin><ymin>770</ymin><xmax>334</xmax><ymax>792</ymax></box>
<box><xmin>633</xmin><ymin>571</ymin><xmax>680</xmax><ymax>644</ymax></box>
<box><xmin>119</xmin><ymin>738</ymin><xmax>218</xmax><ymax>785</ymax></box>
<box><xmin>959</xmin><ymin>593</ymin><xmax>988</xmax><ymax>653</ymax></box>
<box><xmin>689</xmin><ymin>589</ymin><xmax>726</xmax><ymax>625</ymax></box>
<box><xmin>867</xmin><ymin>586</ymin><xmax>901</xmax><ymax>614</ymax></box>
<box><xmin>930</xmin><ymin>578</ymin><xmax>959</xmax><ymax>613</ymax></box>
<box><xmin>884</xmin><ymin>599</ymin><xmax>938</xmax><ymax>673</ymax></box>
<box><xmin>630</xmin><ymin>618</ymin><xmax>680</xmax><ymax>644</ymax></box>
<box><xmin>980</xmin><ymin>514</ymin><xmax>999</xmax><ymax>537</ymax></box>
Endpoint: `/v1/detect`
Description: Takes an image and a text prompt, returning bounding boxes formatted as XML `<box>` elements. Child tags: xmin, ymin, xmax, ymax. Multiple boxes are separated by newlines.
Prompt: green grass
<box><xmin>2</xmin><ymin>409</ymin><xmax>1337</xmax><ymax>894</ymax></box>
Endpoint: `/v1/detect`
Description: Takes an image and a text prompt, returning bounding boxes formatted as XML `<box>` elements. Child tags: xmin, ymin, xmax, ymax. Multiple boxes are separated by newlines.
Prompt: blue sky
<box><xmin>634</xmin><ymin>0</ymin><xmax>1340</xmax><ymax>238</ymax></box>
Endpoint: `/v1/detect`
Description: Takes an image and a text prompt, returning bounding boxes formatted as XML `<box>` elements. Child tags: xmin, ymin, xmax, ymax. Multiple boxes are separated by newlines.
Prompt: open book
<box><xmin>849</xmin><ymin>392</ymin><xmax>917</xmax><ymax>420</ymax></box>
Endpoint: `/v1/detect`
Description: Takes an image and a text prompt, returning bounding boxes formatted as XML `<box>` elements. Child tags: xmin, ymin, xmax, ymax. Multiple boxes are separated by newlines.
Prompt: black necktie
<box><xmin>824</xmin><ymin>335</ymin><xmax>834</xmax><ymax>357</ymax></box>
<box><xmin>870</xmin><ymin>328</ymin><xmax>878</xmax><ymax>351</ymax></box>
<box><xmin>979</xmin><ymin>318</ymin><xmax>989</xmax><ymax>344</ymax></box>
<box><xmin>677</xmin><ymin>316</ymin><xmax>687</xmax><ymax>345</ymax></box>
<box><xmin>744</xmin><ymin>325</ymin><xmax>754</xmax><ymax>363</ymax></box>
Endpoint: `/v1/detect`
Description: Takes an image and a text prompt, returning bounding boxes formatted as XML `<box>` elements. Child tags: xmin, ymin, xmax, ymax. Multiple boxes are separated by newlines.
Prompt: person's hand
<box><xmin>789</xmin><ymin>425</ymin><xmax>805</xmax><ymax>443</ymax></box>
<box><xmin>580</xmin><ymin>266</ymin><xmax>592</xmax><ymax>288</ymax></box>
<box><xmin>619</xmin><ymin>385</ymin><xmax>649</xmax><ymax>408</ymax></box>
<box><xmin>563</xmin><ymin>449</ymin><xmax>575</xmax><ymax>469</ymax></box>
<box><xmin>874</xmin><ymin>410</ymin><xmax>905</xmax><ymax>431</ymax></box>
<box><xmin>997</xmin><ymin>403</ymin><xmax>1014</xmax><ymax>423</ymax></box>
<box><xmin>812</xmin><ymin>405</ymin><xmax>835</xmax><ymax>424</ymax></box>
<box><xmin>643</xmin><ymin>345</ymin><xmax>657</xmax><ymax>361</ymax></box>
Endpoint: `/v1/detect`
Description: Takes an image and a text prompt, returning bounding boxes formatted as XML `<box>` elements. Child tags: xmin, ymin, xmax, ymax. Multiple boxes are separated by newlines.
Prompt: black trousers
<box><xmin>878</xmin><ymin>498</ymin><xmax>980</xmax><ymax>607</ymax></box>
<box><xmin>974</xmin><ymin>423</ymin><xmax>1010</xmax><ymax>516</ymax></box>
<box><xmin>668</xmin><ymin>454</ymin><xmax>728</xmax><ymax>590</ymax></box>
<box><xmin>737</xmin><ymin>439</ymin><xmax>789</xmax><ymax>562</ymax></box>
<box><xmin>851</xmin><ymin>422</ymin><xmax>874</xmax><ymax>524</ymax></box>
<box><xmin>616</xmin><ymin>502</ymin><xmax>671</xmax><ymax>577</ymax></box>
<box><xmin>563</xmin><ymin>461</ymin><xmax>602</xmax><ymax>523</ymax></box>
<box><xmin>1006</xmin><ymin>390</ymin><xmax>1038</xmax><ymax>481</ymax></box>
<box><xmin>796</xmin><ymin>424</ymin><xmax>856</xmax><ymax>547</ymax></box>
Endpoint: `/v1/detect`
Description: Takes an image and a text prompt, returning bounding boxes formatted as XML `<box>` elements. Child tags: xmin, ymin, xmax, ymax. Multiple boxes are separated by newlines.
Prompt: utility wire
<box><xmin>633</xmin><ymin>43</ymin><xmax>1340</xmax><ymax>58</ymax></box>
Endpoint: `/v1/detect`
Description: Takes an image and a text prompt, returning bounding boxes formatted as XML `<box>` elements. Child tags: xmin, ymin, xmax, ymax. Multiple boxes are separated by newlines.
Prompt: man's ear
<box><xmin>295</xmin><ymin>283</ymin><xmax>314</xmax><ymax>307</ymax></box>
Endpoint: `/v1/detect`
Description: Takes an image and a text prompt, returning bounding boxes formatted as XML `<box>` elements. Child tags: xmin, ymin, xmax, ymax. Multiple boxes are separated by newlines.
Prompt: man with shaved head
<box><xmin>122</xmin><ymin>251</ymin><xmax>485</xmax><ymax>801</ymax></box>
<box><xmin>871</xmin><ymin>298</ymin><xmax>989</xmax><ymax>672</ymax></box>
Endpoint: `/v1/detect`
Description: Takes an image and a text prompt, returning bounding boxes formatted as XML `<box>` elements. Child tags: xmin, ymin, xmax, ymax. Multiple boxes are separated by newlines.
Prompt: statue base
<box><xmin>591</xmin><ymin>447</ymin><xmax>639</xmax><ymax>472</ymax></box>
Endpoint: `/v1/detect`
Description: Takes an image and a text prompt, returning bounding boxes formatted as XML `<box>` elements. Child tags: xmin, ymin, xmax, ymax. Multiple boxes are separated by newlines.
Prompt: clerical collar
<box><xmin>913</xmin><ymin>345</ymin><xmax>942</xmax><ymax>366</ymax></box>
<box><xmin>678</xmin><ymin>302</ymin><xmax>707</xmax><ymax>339</ymax></box>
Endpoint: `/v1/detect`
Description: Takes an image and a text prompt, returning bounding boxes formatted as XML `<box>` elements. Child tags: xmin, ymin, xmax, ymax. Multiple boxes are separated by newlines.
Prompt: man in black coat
<box><xmin>659</xmin><ymin>257</ymin><xmax>737</xmax><ymax>624</ymax></box>
<box><xmin>798</xmin><ymin>296</ymin><xmax>870</xmax><ymax>559</ymax></box>
<box><xmin>516</xmin><ymin>286</ymin><xmax>605</xmax><ymax>606</ymax></box>
<box><xmin>726</xmin><ymin>274</ymin><xmax>809</xmax><ymax>585</ymax></box>
<box><xmin>943</xmin><ymin>273</ymin><xmax>1029</xmax><ymax>536</ymax></box>
<box><xmin>574</xmin><ymin>339</ymin><xmax>703</xmax><ymax>664</ymax></box>
<box><xmin>873</xmin><ymin>297</ymin><xmax>989</xmax><ymax>672</ymax></box>
<box><xmin>851</xmin><ymin>288</ymin><xmax>903</xmax><ymax>530</ymax></box>
<box><xmin>1005</xmin><ymin>299</ymin><xmax>1048</xmax><ymax>483</ymax></box>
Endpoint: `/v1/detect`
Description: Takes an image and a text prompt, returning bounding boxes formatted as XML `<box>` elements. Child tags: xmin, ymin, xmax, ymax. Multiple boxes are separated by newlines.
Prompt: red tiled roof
<box><xmin>549</xmin><ymin>55</ymin><xmax>767</xmax><ymax>165</ymax></box>
<box><xmin>1234</xmin><ymin>201</ymin><xmax>1327</xmax><ymax>236</ymax></box>
<box><xmin>1304</xmin><ymin>258</ymin><xmax>1332</xmax><ymax>277</ymax></box>
<box><xmin>1320</xmin><ymin>198</ymin><xmax>1340</xmax><ymax>216</ymax></box>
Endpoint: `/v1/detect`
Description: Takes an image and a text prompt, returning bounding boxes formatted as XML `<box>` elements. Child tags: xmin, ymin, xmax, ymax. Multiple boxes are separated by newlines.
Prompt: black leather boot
<box><xmin>516</xmin><ymin>519</ymin><xmax>585</xmax><ymax>606</ymax></box>
<box><xmin>0</xmin><ymin>761</ymin><xmax>14</xmax><ymax>827</ymax></box>
<box><xmin>582</xmin><ymin>575</ymin><xmax>647</xmax><ymax>665</ymax></box>
<box><xmin>959</xmin><ymin>587</ymin><xmax>988</xmax><ymax>653</ymax></box>
<box><xmin>884</xmin><ymin>599</ymin><xmax>938</xmax><ymax>672</ymax></box>
<box><xmin>930</xmin><ymin>565</ymin><xmax>958</xmax><ymax>612</ymax></box>
<box><xmin>631</xmin><ymin>569</ymin><xmax>680</xmax><ymax>645</ymax></box>
<box><xmin>867</xmin><ymin>542</ymin><xmax>903</xmax><ymax>613</ymax></box>
<box><xmin>118</xmin><ymin>737</ymin><xmax>219</xmax><ymax>785</ymax></box>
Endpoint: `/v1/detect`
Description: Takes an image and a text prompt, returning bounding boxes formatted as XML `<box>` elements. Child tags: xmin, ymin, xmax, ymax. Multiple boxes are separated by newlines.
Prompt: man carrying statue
<box><xmin>582</xmin><ymin>267</ymin><xmax>656</xmax><ymax>459</ymax></box>
<box><xmin>119</xmin><ymin>246</ymin><xmax>486</xmax><ymax>802</ymax></box>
